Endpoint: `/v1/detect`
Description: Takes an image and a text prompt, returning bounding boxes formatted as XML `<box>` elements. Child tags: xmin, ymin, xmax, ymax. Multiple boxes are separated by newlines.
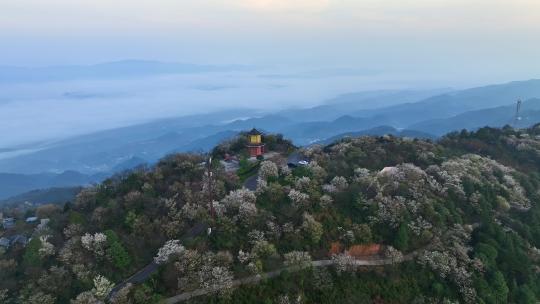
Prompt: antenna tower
<box><xmin>513</xmin><ymin>99</ymin><xmax>522</xmax><ymax>127</ymax></box>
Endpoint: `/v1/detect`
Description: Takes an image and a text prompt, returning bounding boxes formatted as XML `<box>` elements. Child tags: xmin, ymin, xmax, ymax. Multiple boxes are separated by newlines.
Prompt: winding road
<box><xmin>108</xmin><ymin>222</ymin><xmax>208</xmax><ymax>299</ymax></box>
<box><xmin>164</xmin><ymin>250</ymin><xmax>422</xmax><ymax>304</ymax></box>
<box><xmin>243</xmin><ymin>173</ymin><xmax>259</xmax><ymax>191</ymax></box>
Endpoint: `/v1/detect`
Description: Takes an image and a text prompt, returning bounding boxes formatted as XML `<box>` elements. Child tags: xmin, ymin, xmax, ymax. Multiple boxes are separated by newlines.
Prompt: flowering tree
<box><xmin>251</xmin><ymin>240</ymin><xmax>277</xmax><ymax>259</ymax></box>
<box><xmin>277</xmin><ymin>294</ymin><xmax>292</xmax><ymax>304</ymax></box>
<box><xmin>354</xmin><ymin>167</ymin><xmax>371</xmax><ymax>179</ymax></box>
<box><xmin>38</xmin><ymin>235</ymin><xmax>55</xmax><ymax>258</ymax></box>
<box><xmin>180</xmin><ymin>202</ymin><xmax>201</xmax><ymax>221</ymax></box>
<box><xmin>238</xmin><ymin>202</ymin><xmax>258</xmax><ymax>223</ymax></box>
<box><xmin>92</xmin><ymin>275</ymin><xmax>114</xmax><ymax>300</ymax></box>
<box><xmin>259</xmin><ymin>161</ymin><xmax>279</xmax><ymax>180</ymax></box>
<box><xmin>247</xmin><ymin>230</ymin><xmax>266</xmax><ymax>245</ymax></box>
<box><xmin>71</xmin><ymin>291</ymin><xmax>102</xmax><ymax>304</ymax></box>
<box><xmin>0</xmin><ymin>290</ymin><xmax>7</xmax><ymax>303</ymax></box>
<box><xmin>212</xmin><ymin>201</ymin><xmax>226</xmax><ymax>217</ymax></box>
<box><xmin>222</xmin><ymin>188</ymin><xmax>257</xmax><ymax>210</ymax></box>
<box><xmin>288</xmin><ymin>189</ymin><xmax>309</xmax><ymax>208</ymax></box>
<box><xmin>330</xmin><ymin>176</ymin><xmax>349</xmax><ymax>191</ymax></box>
<box><xmin>312</xmin><ymin>267</ymin><xmax>334</xmax><ymax>290</ymax></box>
<box><xmin>283</xmin><ymin>251</ymin><xmax>312</xmax><ymax>268</ymax></box>
<box><xmin>280</xmin><ymin>165</ymin><xmax>291</xmax><ymax>176</ymax></box>
<box><xmin>63</xmin><ymin>224</ymin><xmax>83</xmax><ymax>239</ymax></box>
<box><xmin>332</xmin><ymin>253</ymin><xmax>356</xmax><ymax>273</ymax></box>
<box><xmin>383</xmin><ymin>246</ymin><xmax>404</xmax><ymax>264</ymax></box>
<box><xmin>81</xmin><ymin>233</ymin><xmax>108</xmax><ymax>257</ymax></box>
<box><xmin>301</xmin><ymin>213</ymin><xmax>323</xmax><ymax>244</ymax></box>
<box><xmin>74</xmin><ymin>187</ymin><xmax>98</xmax><ymax>209</ymax></box>
<box><xmin>198</xmin><ymin>266</ymin><xmax>234</xmax><ymax>296</ymax></box>
<box><xmin>256</xmin><ymin>176</ymin><xmax>268</xmax><ymax>194</ymax></box>
<box><xmin>37</xmin><ymin>266</ymin><xmax>70</xmax><ymax>295</ymax></box>
<box><xmin>429</xmin><ymin>154</ymin><xmax>530</xmax><ymax>209</ymax></box>
<box><xmin>19</xmin><ymin>291</ymin><xmax>56</xmax><ymax>304</ymax></box>
<box><xmin>154</xmin><ymin>240</ymin><xmax>185</xmax><ymax>264</ymax></box>
<box><xmin>294</xmin><ymin>176</ymin><xmax>312</xmax><ymax>192</ymax></box>
<box><xmin>109</xmin><ymin>283</ymin><xmax>132</xmax><ymax>304</ymax></box>
<box><xmin>319</xmin><ymin>194</ymin><xmax>333</xmax><ymax>208</ymax></box>
<box><xmin>307</xmin><ymin>161</ymin><xmax>327</xmax><ymax>181</ymax></box>
<box><xmin>237</xmin><ymin>250</ymin><xmax>251</xmax><ymax>264</ymax></box>
<box><xmin>266</xmin><ymin>220</ymin><xmax>282</xmax><ymax>240</ymax></box>
<box><xmin>174</xmin><ymin>248</ymin><xmax>235</xmax><ymax>296</ymax></box>
<box><xmin>322</xmin><ymin>184</ymin><xmax>337</xmax><ymax>193</ymax></box>
<box><xmin>417</xmin><ymin>225</ymin><xmax>479</xmax><ymax>303</ymax></box>
<box><xmin>175</xmin><ymin>249</ymin><xmax>203</xmax><ymax>292</ymax></box>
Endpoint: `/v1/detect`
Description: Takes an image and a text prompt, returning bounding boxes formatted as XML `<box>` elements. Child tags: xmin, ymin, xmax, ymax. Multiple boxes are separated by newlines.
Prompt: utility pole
<box><xmin>207</xmin><ymin>156</ymin><xmax>215</xmax><ymax>218</ymax></box>
<box><xmin>514</xmin><ymin>99</ymin><xmax>522</xmax><ymax>127</ymax></box>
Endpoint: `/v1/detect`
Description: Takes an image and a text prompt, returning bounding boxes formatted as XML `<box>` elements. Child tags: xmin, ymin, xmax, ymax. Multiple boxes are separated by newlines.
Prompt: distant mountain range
<box><xmin>410</xmin><ymin>98</ymin><xmax>540</xmax><ymax>136</ymax></box>
<box><xmin>275</xmin><ymin>88</ymin><xmax>453</xmax><ymax>122</ymax></box>
<box><xmin>1</xmin><ymin>79</ymin><xmax>539</xmax><ymax>200</ymax></box>
<box><xmin>0</xmin><ymin>187</ymin><xmax>83</xmax><ymax>207</ymax></box>
<box><xmin>0</xmin><ymin>171</ymin><xmax>105</xmax><ymax>200</ymax></box>
<box><xmin>345</xmin><ymin>80</ymin><xmax>540</xmax><ymax>127</ymax></box>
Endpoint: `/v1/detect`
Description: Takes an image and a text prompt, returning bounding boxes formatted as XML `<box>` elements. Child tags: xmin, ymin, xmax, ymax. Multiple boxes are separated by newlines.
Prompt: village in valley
<box><xmin>1</xmin><ymin>213</ymin><xmax>50</xmax><ymax>252</ymax></box>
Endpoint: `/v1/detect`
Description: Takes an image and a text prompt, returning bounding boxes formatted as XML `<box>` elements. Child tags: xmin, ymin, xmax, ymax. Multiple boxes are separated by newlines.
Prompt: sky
<box><xmin>1</xmin><ymin>0</ymin><xmax>540</xmax><ymax>149</ymax></box>
<box><xmin>1</xmin><ymin>0</ymin><xmax>539</xmax><ymax>81</ymax></box>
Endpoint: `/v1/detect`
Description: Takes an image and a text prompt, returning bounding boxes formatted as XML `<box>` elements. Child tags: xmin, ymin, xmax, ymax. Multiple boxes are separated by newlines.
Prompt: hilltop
<box><xmin>2</xmin><ymin>126</ymin><xmax>540</xmax><ymax>303</ymax></box>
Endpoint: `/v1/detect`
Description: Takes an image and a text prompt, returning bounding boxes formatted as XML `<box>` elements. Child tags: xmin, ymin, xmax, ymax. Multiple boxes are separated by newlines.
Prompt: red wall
<box><xmin>249</xmin><ymin>146</ymin><xmax>263</xmax><ymax>157</ymax></box>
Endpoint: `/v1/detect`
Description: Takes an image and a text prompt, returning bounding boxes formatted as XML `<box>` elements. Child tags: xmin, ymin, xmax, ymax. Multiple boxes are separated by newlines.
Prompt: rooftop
<box><xmin>0</xmin><ymin>237</ymin><xmax>10</xmax><ymax>247</ymax></box>
<box><xmin>248</xmin><ymin>128</ymin><xmax>262</xmax><ymax>135</ymax></box>
<box><xmin>26</xmin><ymin>217</ymin><xmax>38</xmax><ymax>222</ymax></box>
<box><xmin>287</xmin><ymin>152</ymin><xmax>309</xmax><ymax>167</ymax></box>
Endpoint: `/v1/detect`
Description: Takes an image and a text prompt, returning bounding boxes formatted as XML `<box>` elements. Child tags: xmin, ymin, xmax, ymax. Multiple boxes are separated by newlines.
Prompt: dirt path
<box><xmin>164</xmin><ymin>250</ymin><xmax>422</xmax><ymax>304</ymax></box>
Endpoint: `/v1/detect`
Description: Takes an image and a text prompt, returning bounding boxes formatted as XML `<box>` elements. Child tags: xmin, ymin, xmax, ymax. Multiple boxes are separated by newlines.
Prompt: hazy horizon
<box><xmin>2</xmin><ymin>1</ymin><xmax>539</xmax><ymax>78</ymax></box>
<box><xmin>1</xmin><ymin>0</ymin><xmax>539</xmax><ymax>148</ymax></box>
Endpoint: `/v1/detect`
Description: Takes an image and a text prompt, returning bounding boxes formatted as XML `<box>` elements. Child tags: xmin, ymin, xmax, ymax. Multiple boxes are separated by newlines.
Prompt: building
<box><xmin>246</xmin><ymin>128</ymin><xmax>265</xmax><ymax>158</ymax></box>
<box><xmin>0</xmin><ymin>237</ymin><xmax>10</xmax><ymax>248</ymax></box>
<box><xmin>287</xmin><ymin>152</ymin><xmax>310</xmax><ymax>168</ymax></box>
<box><xmin>2</xmin><ymin>218</ymin><xmax>15</xmax><ymax>230</ymax></box>
<box><xmin>9</xmin><ymin>235</ymin><xmax>28</xmax><ymax>247</ymax></box>
<box><xmin>37</xmin><ymin>218</ymin><xmax>50</xmax><ymax>231</ymax></box>
<box><xmin>346</xmin><ymin>244</ymin><xmax>382</xmax><ymax>258</ymax></box>
<box><xmin>26</xmin><ymin>217</ymin><xmax>38</xmax><ymax>223</ymax></box>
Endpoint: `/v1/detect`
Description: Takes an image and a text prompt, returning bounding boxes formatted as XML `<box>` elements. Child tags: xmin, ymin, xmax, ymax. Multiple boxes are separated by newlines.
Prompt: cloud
<box><xmin>236</xmin><ymin>0</ymin><xmax>331</xmax><ymax>12</ymax></box>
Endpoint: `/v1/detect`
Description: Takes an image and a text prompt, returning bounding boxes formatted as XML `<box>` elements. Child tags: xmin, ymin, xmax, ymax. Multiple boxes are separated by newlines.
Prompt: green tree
<box><xmin>516</xmin><ymin>285</ymin><xmax>536</xmax><ymax>304</ymax></box>
<box><xmin>394</xmin><ymin>223</ymin><xmax>409</xmax><ymax>251</ymax></box>
<box><xmin>490</xmin><ymin>271</ymin><xmax>509</xmax><ymax>303</ymax></box>
<box><xmin>474</xmin><ymin>243</ymin><xmax>498</xmax><ymax>268</ymax></box>
<box><xmin>125</xmin><ymin>211</ymin><xmax>137</xmax><ymax>230</ymax></box>
<box><xmin>108</xmin><ymin>242</ymin><xmax>131</xmax><ymax>270</ymax></box>
<box><xmin>22</xmin><ymin>238</ymin><xmax>41</xmax><ymax>267</ymax></box>
<box><xmin>105</xmin><ymin>230</ymin><xmax>131</xmax><ymax>270</ymax></box>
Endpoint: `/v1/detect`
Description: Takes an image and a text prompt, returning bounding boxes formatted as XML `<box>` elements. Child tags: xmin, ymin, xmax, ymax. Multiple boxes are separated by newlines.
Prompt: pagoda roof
<box><xmin>248</xmin><ymin>128</ymin><xmax>262</xmax><ymax>135</ymax></box>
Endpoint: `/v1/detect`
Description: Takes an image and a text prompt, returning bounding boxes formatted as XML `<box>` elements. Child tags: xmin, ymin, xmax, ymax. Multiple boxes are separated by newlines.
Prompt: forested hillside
<box><xmin>2</xmin><ymin>126</ymin><xmax>540</xmax><ymax>303</ymax></box>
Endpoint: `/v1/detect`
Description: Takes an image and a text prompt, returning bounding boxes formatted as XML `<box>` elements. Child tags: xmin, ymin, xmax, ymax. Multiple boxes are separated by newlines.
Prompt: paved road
<box><xmin>108</xmin><ymin>222</ymin><xmax>208</xmax><ymax>299</ymax></box>
<box><xmin>164</xmin><ymin>250</ymin><xmax>421</xmax><ymax>304</ymax></box>
<box><xmin>243</xmin><ymin>174</ymin><xmax>258</xmax><ymax>191</ymax></box>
